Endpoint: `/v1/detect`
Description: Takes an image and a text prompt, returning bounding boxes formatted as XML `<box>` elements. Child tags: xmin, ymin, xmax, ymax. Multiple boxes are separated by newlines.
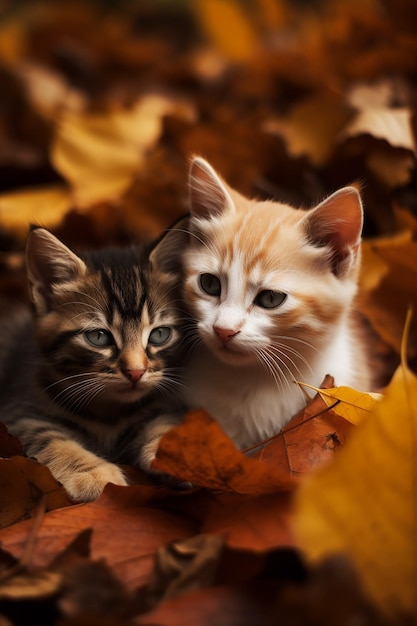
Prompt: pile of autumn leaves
<box><xmin>0</xmin><ymin>340</ymin><xmax>416</xmax><ymax>624</ymax></box>
<box><xmin>0</xmin><ymin>0</ymin><xmax>417</xmax><ymax>623</ymax></box>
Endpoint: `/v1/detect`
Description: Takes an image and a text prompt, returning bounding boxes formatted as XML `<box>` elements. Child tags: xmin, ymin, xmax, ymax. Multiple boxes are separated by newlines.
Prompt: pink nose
<box><xmin>123</xmin><ymin>368</ymin><xmax>145</xmax><ymax>382</ymax></box>
<box><xmin>214</xmin><ymin>327</ymin><xmax>239</xmax><ymax>344</ymax></box>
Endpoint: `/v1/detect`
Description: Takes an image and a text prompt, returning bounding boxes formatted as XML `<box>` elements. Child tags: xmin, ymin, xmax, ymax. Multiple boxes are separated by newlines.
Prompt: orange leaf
<box><xmin>152</xmin><ymin>410</ymin><xmax>295</xmax><ymax>494</ymax></box>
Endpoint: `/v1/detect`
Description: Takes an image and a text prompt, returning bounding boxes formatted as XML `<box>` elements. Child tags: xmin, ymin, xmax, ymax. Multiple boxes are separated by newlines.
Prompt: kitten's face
<box><xmin>183</xmin><ymin>158</ymin><xmax>363</xmax><ymax>368</ymax></box>
<box><xmin>26</xmin><ymin>230</ymin><xmax>183</xmax><ymax>416</ymax></box>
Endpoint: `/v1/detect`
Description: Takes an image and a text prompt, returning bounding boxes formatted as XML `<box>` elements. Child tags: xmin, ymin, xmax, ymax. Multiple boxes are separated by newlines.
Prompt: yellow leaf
<box><xmin>51</xmin><ymin>94</ymin><xmax>195</xmax><ymax>207</ymax></box>
<box><xmin>298</xmin><ymin>383</ymin><xmax>381</xmax><ymax>425</ymax></box>
<box><xmin>0</xmin><ymin>185</ymin><xmax>72</xmax><ymax>237</ymax></box>
<box><xmin>295</xmin><ymin>311</ymin><xmax>417</xmax><ymax>617</ymax></box>
<box><xmin>195</xmin><ymin>0</ymin><xmax>258</xmax><ymax>61</ymax></box>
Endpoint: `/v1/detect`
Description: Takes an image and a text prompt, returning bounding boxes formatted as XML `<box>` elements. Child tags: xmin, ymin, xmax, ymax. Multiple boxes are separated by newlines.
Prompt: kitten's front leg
<box><xmin>136</xmin><ymin>414</ymin><xmax>191</xmax><ymax>488</ymax></box>
<box><xmin>16</xmin><ymin>419</ymin><xmax>127</xmax><ymax>501</ymax></box>
<box><xmin>138</xmin><ymin>414</ymin><xmax>182</xmax><ymax>472</ymax></box>
<box><xmin>37</xmin><ymin>439</ymin><xmax>128</xmax><ymax>502</ymax></box>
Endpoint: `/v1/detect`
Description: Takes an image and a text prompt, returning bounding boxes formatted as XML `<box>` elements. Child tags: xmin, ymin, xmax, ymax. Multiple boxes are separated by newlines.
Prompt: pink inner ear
<box><xmin>189</xmin><ymin>157</ymin><xmax>233</xmax><ymax>219</ymax></box>
<box><xmin>306</xmin><ymin>187</ymin><xmax>363</xmax><ymax>252</ymax></box>
<box><xmin>304</xmin><ymin>187</ymin><xmax>363</xmax><ymax>275</ymax></box>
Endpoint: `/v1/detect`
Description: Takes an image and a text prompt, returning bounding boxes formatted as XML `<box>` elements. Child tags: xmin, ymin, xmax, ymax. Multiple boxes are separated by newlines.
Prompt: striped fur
<box><xmin>0</xmin><ymin>228</ymin><xmax>186</xmax><ymax>501</ymax></box>
<box><xmin>179</xmin><ymin>157</ymin><xmax>371</xmax><ymax>449</ymax></box>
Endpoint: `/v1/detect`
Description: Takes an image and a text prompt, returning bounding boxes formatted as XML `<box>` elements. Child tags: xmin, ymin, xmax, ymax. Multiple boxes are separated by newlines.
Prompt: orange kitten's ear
<box><xmin>303</xmin><ymin>187</ymin><xmax>363</xmax><ymax>277</ymax></box>
<box><xmin>189</xmin><ymin>157</ymin><xmax>234</xmax><ymax>219</ymax></box>
<box><xmin>26</xmin><ymin>227</ymin><xmax>86</xmax><ymax>314</ymax></box>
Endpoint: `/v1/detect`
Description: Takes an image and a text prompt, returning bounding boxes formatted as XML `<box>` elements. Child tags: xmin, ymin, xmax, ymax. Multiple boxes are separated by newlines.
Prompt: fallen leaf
<box><xmin>0</xmin><ymin>456</ymin><xmax>73</xmax><ymax>529</ymax></box>
<box><xmin>253</xmin><ymin>391</ymin><xmax>354</xmax><ymax>474</ymax></box>
<box><xmin>51</xmin><ymin>94</ymin><xmax>195</xmax><ymax>207</ymax></box>
<box><xmin>0</xmin><ymin>484</ymin><xmax>198</xmax><ymax>590</ymax></box>
<box><xmin>0</xmin><ymin>184</ymin><xmax>72</xmax><ymax>237</ymax></box>
<box><xmin>153</xmin><ymin>409</ymin><xmax>295</xmax><ymax>494</ymax></box>
<box><xmin>297</xmin><ymin>383</ymin><xmax>381</xmax><ymax>425</ymax></box>
<box><xmin>136</xmin><ymin>555</ymin><xmax>389</xmax><ymax>626</ymax></box>
<box><xmin>144</xmin><ymin>534</ymin><xmax>224</xmax><ymax>609</ymax></box>
<box><xmin>0</xmin><ymin>529</ymin><xmax>136</xmax><ymax>623</ymax></box>
<box><xmin>294</xmin><ymin>312</ymin><xmax>417</xmax><ymax>617</ymax></box>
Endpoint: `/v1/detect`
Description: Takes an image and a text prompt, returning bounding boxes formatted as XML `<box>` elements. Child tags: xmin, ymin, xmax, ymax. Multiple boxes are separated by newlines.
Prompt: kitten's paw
<box><xmin>139</xmin><ymin>437</ymin><xmax>193</xmax><ymax>491</ymax></box>
<box><xmin>61</xmin><ymin>462</ymin><xmax>128</xmax><ymax>502</ymax></box>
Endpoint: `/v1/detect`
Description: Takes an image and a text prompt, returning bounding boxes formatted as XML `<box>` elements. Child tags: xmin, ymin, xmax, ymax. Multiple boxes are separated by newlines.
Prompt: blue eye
<box><xmin>148</xmin><ymin>327</ymin><xmax>171</xmax><ymax>346</ymax></box>
<box><xmin>200</xmin><ymin>273</ymin><xmax>221</xmax><ymax>296</ymax></box>
<box><xmin>85</xmin><ymin>329</ymin><xmax>114</xmax><ymax>347</ymax></box>
<box><xmin>255</xmin><ymin>290</ymin><xmax>287</xmax><ymax>309</ymax></box>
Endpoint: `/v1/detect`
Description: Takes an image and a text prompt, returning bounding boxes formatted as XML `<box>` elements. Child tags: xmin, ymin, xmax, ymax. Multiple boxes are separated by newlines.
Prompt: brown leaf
<box><xmin>189</xmin><ymin>491</ymin><xmax>295</xmax><ymax>552</ymax></box>
<box><xmin>252</xmin><ymin>390</ymin><xmax>354</xmax><ymax>475</ymax></box>
<box><xmin>0</xmin><ymin>483</ymin><xmax>296</xmax><ymax>590</ymax></box>
<box><xmin>153</xmin><ymin>409</ymin><xmax>296</xmax><ymax>494</ymax></box>
<box><xmin>144</xmin><ymin>534</ymin><xmax>224</xmax><ymax>609</ymax></box>
<box><xmin>0</xmin><ymin>485</ymin><xmax>198</xmax><ymax>590</ymax></box>
<box><xmin>136</xmin><ymin>555</ymin><xmax>390</xmax><ymax>626</ymax></box>
<box><xmin>0</xmin><ymin>529</ymin><xmax>135</xmax><ymax>623</ymax></box>
<box><xmin>0</xmin><ymin>456</ymin><xmax>72</xmax><ymax>529</ymax></box>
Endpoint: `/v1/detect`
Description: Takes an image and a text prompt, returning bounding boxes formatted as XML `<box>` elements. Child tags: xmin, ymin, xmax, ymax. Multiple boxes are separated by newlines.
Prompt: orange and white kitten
<box><xmin>178</xmin><ymin>157</ymin><xmax>371</xmax><ymax>450</ymax></box>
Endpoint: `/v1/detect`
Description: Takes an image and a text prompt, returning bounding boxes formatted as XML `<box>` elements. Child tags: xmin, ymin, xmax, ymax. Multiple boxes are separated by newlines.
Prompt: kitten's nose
<box><xmin>123</xmin><ymin>368</ymin><xmax>145</xmax><ymax>383</ymax></box>
<box><xmin>214</xmin><ymin>327</ymin><xmax>239</xmax><ymax>344</ymax></box>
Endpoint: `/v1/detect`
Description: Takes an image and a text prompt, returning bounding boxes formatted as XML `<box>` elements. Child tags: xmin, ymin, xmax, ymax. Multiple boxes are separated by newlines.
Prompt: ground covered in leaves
<box><xmin>0</xmin><ymin>0</ymin><xmax>417</xmax><ymax>624</ymax></box>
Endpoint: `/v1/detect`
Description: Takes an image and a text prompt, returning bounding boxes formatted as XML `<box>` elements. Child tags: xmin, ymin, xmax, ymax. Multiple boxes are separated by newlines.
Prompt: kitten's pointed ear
<box><xmin>304</xmin><ymin>187</ymin><xmax>363</xmax><ymax>277</ymax></box>
<box><xmin>189</xmin><ymin>157</ymin><xmax>234</xmax><ymax>219</ymax></box>
<box><xmin>149</xmin><ymin>215</ymin><xmax>190</xmax><ymax>274</ymax></box>
<box><xmin>26</xmin><ymin>227</ymin><xmax>86</xmax><ymax>314</ymax></box>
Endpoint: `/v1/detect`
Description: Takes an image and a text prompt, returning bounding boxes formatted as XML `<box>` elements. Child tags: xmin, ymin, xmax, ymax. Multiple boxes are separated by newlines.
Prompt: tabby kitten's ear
<box><xmin>26</xmin><ymin>227</ymin><xmax>86</xmax><ymax>314</ymax></box>
<box><xmin>189</xmin><ymin>156</ymin><xmax>234</xmax><ymax>219</ymax></box>
<box><xmin>149</xmin><ymin>215</ymin><xmax>190</xmax><ymax>274</ymax></box>
<box><xmin>303</xmin><ymin>186</ymin><xmax>363</xmax><ymax>277</ymax></box>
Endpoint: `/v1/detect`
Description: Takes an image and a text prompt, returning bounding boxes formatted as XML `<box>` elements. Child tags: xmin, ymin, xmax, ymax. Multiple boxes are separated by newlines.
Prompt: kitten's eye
<box><xmin>199</xmin><ymin>273</ymin><xmax>221</xmax><ymax>296</ymax></box>
<box><xmin>255</xmin><ymin>290</ymin><xmax>287</xmax><ymax>309</ymax></box>
<box><xmin>85</xmin><ymin>329</ymin><xmax>114</xmax><ymax>347</ymax></box>
<box><xmin>148</xmin><ymin>326</ymin><xmax>172</xmax><ymax>346</ymax></box>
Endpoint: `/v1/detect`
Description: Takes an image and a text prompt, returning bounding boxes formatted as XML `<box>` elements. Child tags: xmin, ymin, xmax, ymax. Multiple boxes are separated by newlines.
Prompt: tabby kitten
<box><xmin>0</xmin><ymin>227</ymin><xmax>186</xmax><ymax>501</ymax></box>
<box><xmin>174</xmin><ymin>157</ymin><xmax>371</xmax><ymax>450</ymax></box>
